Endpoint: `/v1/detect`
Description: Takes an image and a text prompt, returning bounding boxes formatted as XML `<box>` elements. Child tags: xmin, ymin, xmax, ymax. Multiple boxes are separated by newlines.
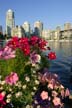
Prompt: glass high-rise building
<box><xmin>6</xmin><ymin>9</ymin><xmax>15</xmax><ymax>37</ymax></box>
<box><xmin>34</xmin><ymin>21</ymin><xmax>43</xmax><ymax>37</ymax></box>
<box><xmin>22</xmin><ymin>22</ymin><xmax>30</xmax><ymax>37</ymax></box>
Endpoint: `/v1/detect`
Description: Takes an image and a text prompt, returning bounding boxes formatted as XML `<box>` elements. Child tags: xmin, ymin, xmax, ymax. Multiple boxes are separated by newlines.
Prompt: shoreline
<box><xmin>47</xmin><ymin>40</ymin><xmax>72</xmax><ymax>42</ymax></box>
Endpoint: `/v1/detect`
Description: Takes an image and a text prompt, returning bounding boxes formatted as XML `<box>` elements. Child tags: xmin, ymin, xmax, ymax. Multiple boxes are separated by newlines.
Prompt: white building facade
<box><xmin>11</xmin><ymin>26</ymin><xmax>25</xmax><ymax>38</ymax></box>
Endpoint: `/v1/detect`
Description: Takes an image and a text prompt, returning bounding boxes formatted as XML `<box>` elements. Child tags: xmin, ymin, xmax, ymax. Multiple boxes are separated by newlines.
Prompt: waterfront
<box><xmin>46</xmin><ymin>41</ymin><xmax>72</xmax><ymax>89</ymax></box>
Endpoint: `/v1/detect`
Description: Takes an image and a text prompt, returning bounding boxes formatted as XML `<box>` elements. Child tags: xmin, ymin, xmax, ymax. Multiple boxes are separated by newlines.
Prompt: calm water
<box><xmin>46</xmin><ymin>41</ymin><xmax>72</xmax><ymax>89</ymax></box>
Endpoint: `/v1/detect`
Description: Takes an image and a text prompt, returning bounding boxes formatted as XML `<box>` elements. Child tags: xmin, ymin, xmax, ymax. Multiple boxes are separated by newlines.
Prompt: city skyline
<box><xmin>0</xmin><ymin>0</ymin><xmax>72</xmax><ymax>30</ymax></box>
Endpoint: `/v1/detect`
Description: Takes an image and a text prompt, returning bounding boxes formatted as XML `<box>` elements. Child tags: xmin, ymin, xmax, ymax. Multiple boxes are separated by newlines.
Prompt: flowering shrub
<box><xmin>33</xmin><ymin>69</ymin><xmax>70</xmax><ymax>108</ymax></box>
<box><xmin>0</xmin><ymin>36</ymin><xmax>70</xmax><ymax>108</ymax></box>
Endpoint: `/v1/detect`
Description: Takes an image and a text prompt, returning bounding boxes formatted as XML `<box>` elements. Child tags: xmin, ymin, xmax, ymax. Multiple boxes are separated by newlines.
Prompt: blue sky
<box><xmin>0</xmin><ymin>0</ymin><xmax>72</xmax><ymax>30</ymax></box>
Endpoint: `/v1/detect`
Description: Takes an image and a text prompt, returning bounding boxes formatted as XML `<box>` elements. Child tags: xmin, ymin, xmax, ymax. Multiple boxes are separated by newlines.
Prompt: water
<box><xmin>46</xmin><ymin>41</ymin><xmax>72</xmax><ymax>89</ymax></box>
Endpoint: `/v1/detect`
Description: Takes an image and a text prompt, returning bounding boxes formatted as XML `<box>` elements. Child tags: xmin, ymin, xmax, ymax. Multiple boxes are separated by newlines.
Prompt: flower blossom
<box><xmin>30</xmin><ymin>52</ymin><xmax>41</xmax><ymax>65</ymax></box>
<box><xmin>38</xmin><ymin>39</ymin><xmax>47</xmax><ymax>50</ymax></box>
<box><xmin>52</xmin><ymin>91</ymin><xmax>58</xmax><ymax>97</ymax></box>
<box><xmin>0</xmin><ymin>50</ymin><xmax>3</xmax><ymax>57</ymax></box>
<box><xmin>15</xmin><ymin>92</ymin><xmax>22</xmax><ymax>98</ymax></box>
<box><xmin>53</xmin><ymin>97</ymin><xmax>61</xmax><ymax>106</ymax></box>
<box><xmin>19</xmin><ymin>37</ymin><xmax>29</xmax><ymax>45</ymax></box>
<box><xmin>22</xmin><ymin>44</ymin><xmax>30</xmax><ymax>55</ymax></box>
<box><xmin>48</xmin><ymin>52</ymin><xmax>56</xmax><ymax>60</ymax></box>
<box><xmin>5</xmin><ymin>72</ymin><xmax>19</xmax><ymax>85</ymax></box>
<box><xmin>65</xmin><ymin>88</ymin><xmax>70</xmax><ymax>97</ymax></box>
<box><xmin>0</xmin><ymin>92</ymin><xmax>5</xmax><ymax>101</ymax></box>
<box><xmin>25</xmin><ymin>76</ymin><xmax>30</xmax><ymax>82</ymax></box>
<box><xmin>0</xmin><ymin>92</ymin><xmax>6</xmax><ymax>107</ymax></box>
<box><xmin>48</xmin><ymin>83</ymin><xmax>54</xmax><ymax>89</ymax></box>
<box><xmin>38</xmin><ymin>73</ymin><xmax>47</xmax><ymax>83</ymax></box>
<box><xmin>0</xmin><ymin>46</ymin><xmax>15</xmax><ymax>59</ymax></box>
<box><xmin>7</xmin><ymin>37</ymin><xmax>19</xmax><ymax>49</ymax></box>
<box><xmin>30</xmin><ymin>36</ymin><xmax>39</xmax><ymax>45</ymax></box>
<box><xmin>40</xmin><ymin>91</ymin><xmax>48</xmax><ymax>100</ymax></box>
<box><xmin>61</xmin><ymin>89</ymin><xmax>65</xmax><ymax>99</ymax></box>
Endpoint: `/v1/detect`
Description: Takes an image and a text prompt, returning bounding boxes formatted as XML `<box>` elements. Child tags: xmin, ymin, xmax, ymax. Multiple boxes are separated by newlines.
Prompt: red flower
<box><xmin>7</xmin><ymin>37</ymin><xmax>19</xmax><ymax>49</ymax></box>
<box><xmin>22</xmin><ymin>45</ymin><xmax>30</xmax><ymax>56</ymax></box>
<box><xmin>19</xmin><ymin>37</ymin><xmax>29</xmax><ymax>45</ymax></box>
<box><xmin>19</xmin><ymin>37</ymin><xmax>29</xmax><ymax>49</ymax></box>
<box><xmin>12</xmin><ymin>37</ymin><xmax>19</xmax><ymax>41</ymax></box>
<box><xmin>48</xmin><ymin>52</ymin><xmax>56</xmax><ymax>60</ymax></box>
<box><xmin>38</xmin><ymin>39</ymin><xmax>47</xmax><ymax>50</ymax></box>
<box><xmin>30</xmin><ymin>36</ymin><xmax>39</xmax><ymax>45</ymax></box>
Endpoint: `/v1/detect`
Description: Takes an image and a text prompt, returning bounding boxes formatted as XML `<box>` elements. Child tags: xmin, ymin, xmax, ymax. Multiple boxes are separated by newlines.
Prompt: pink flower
<box><xmin>0</xmin><ymin>93</ymin><xmax>5</xmax><ymax>101</ymax></box>
<box><xmin>0</xmin><ymin>46</ymin><xmax>15</xmax><ymax>59</ymax></box>
<box><xmin>30</xmin><ymin>52</ymin><xmax>41</xmax><ymax>64</ymax></box>
<box><xmin>65</xmin><ymin>88</ymin><xmax>70</xmax><ymax>97</ymax></box>
<box><xmin>38</xmin><ymin>73</ymin><xmax>47</xmax><ymax>83</ymax></box>
<box><xmin>53</xmin><ymin>97</ymin><xmax>61</xmax><ymax>106</ymax></box>
<box><xmin>52</xmin><ymin>91</ymin><xmax>58</xmax><ymax>97</ymax></box>
<box><xmin>40</xmin><ymin>91</ymin><xmax>48</xmax><ymax>100</ymax></box>
<box><xmin>0</xmin><ymin>50</ymin><xmax>3</xmax><ymax>58</ymax></box>
<box><xmin>49</xmin><ymin>79</ymin><xmax>56</xmax><ymax>86</ymax></box>
<box><xmin>0</xmin><ymin>92</ymin><xmax>6</xmax><ymax>107</ymax></box>
<box><xmin>61</xmin><ymin>89</ymin><xmax>65</xmax><ymax>98</ymax></box>
<box><xmin>48</xmin><ymin>83</ymin><xmax>54</xmax><ymax>89</ymax></box>
<box><xmin>5</xmin><ymin>72</ymin><xmax>19</xmax><ymax>85</ymax></box>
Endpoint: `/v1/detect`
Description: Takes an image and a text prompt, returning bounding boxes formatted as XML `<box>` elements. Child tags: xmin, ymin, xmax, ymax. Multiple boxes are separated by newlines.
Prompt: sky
<box><xmin>0</xmin><ymin>0</ymin><xmax>72</xmax><ymax>31</ymax></box>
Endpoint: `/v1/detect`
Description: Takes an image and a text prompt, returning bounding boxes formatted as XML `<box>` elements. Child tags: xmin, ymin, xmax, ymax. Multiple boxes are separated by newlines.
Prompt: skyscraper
<box><xmin>34</xmin><ymin>21</ymin><xmax>43</xmax><ymax>37</ymax></box>
<box><xmin>6</xmin><ymin>9</ymin><xmax>15</xmax><ymax>37</ymax></box>
<box><xmin>0</xmin><ymin>25</ymin><xmax>3</xmax><ymax>33</ymax></box>
<box><xmin>64</xmin><ymin>22</ymin><xmax>72</xmax><ymax>30</ymax></box>
<box><xmin>22</xmin><ymin>22</ymin><xmax>30</xmax><ymax>37</ymax></box>
<box><xmin>11</xmin><ymin>25</ymin><xmax>25</xmax><ymax>38</ymax></box>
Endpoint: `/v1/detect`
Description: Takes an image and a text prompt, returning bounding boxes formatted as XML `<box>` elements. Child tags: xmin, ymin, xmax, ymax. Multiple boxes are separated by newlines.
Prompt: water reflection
<box><xmin>48</xmin><ymin>41</ymin><xmax>72</xmax><ymax>58</ymax></box>
<box><xmin>47</xmin><ymin>41</ymin><xmax>72</xmax><ymax>89</ymax></box>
